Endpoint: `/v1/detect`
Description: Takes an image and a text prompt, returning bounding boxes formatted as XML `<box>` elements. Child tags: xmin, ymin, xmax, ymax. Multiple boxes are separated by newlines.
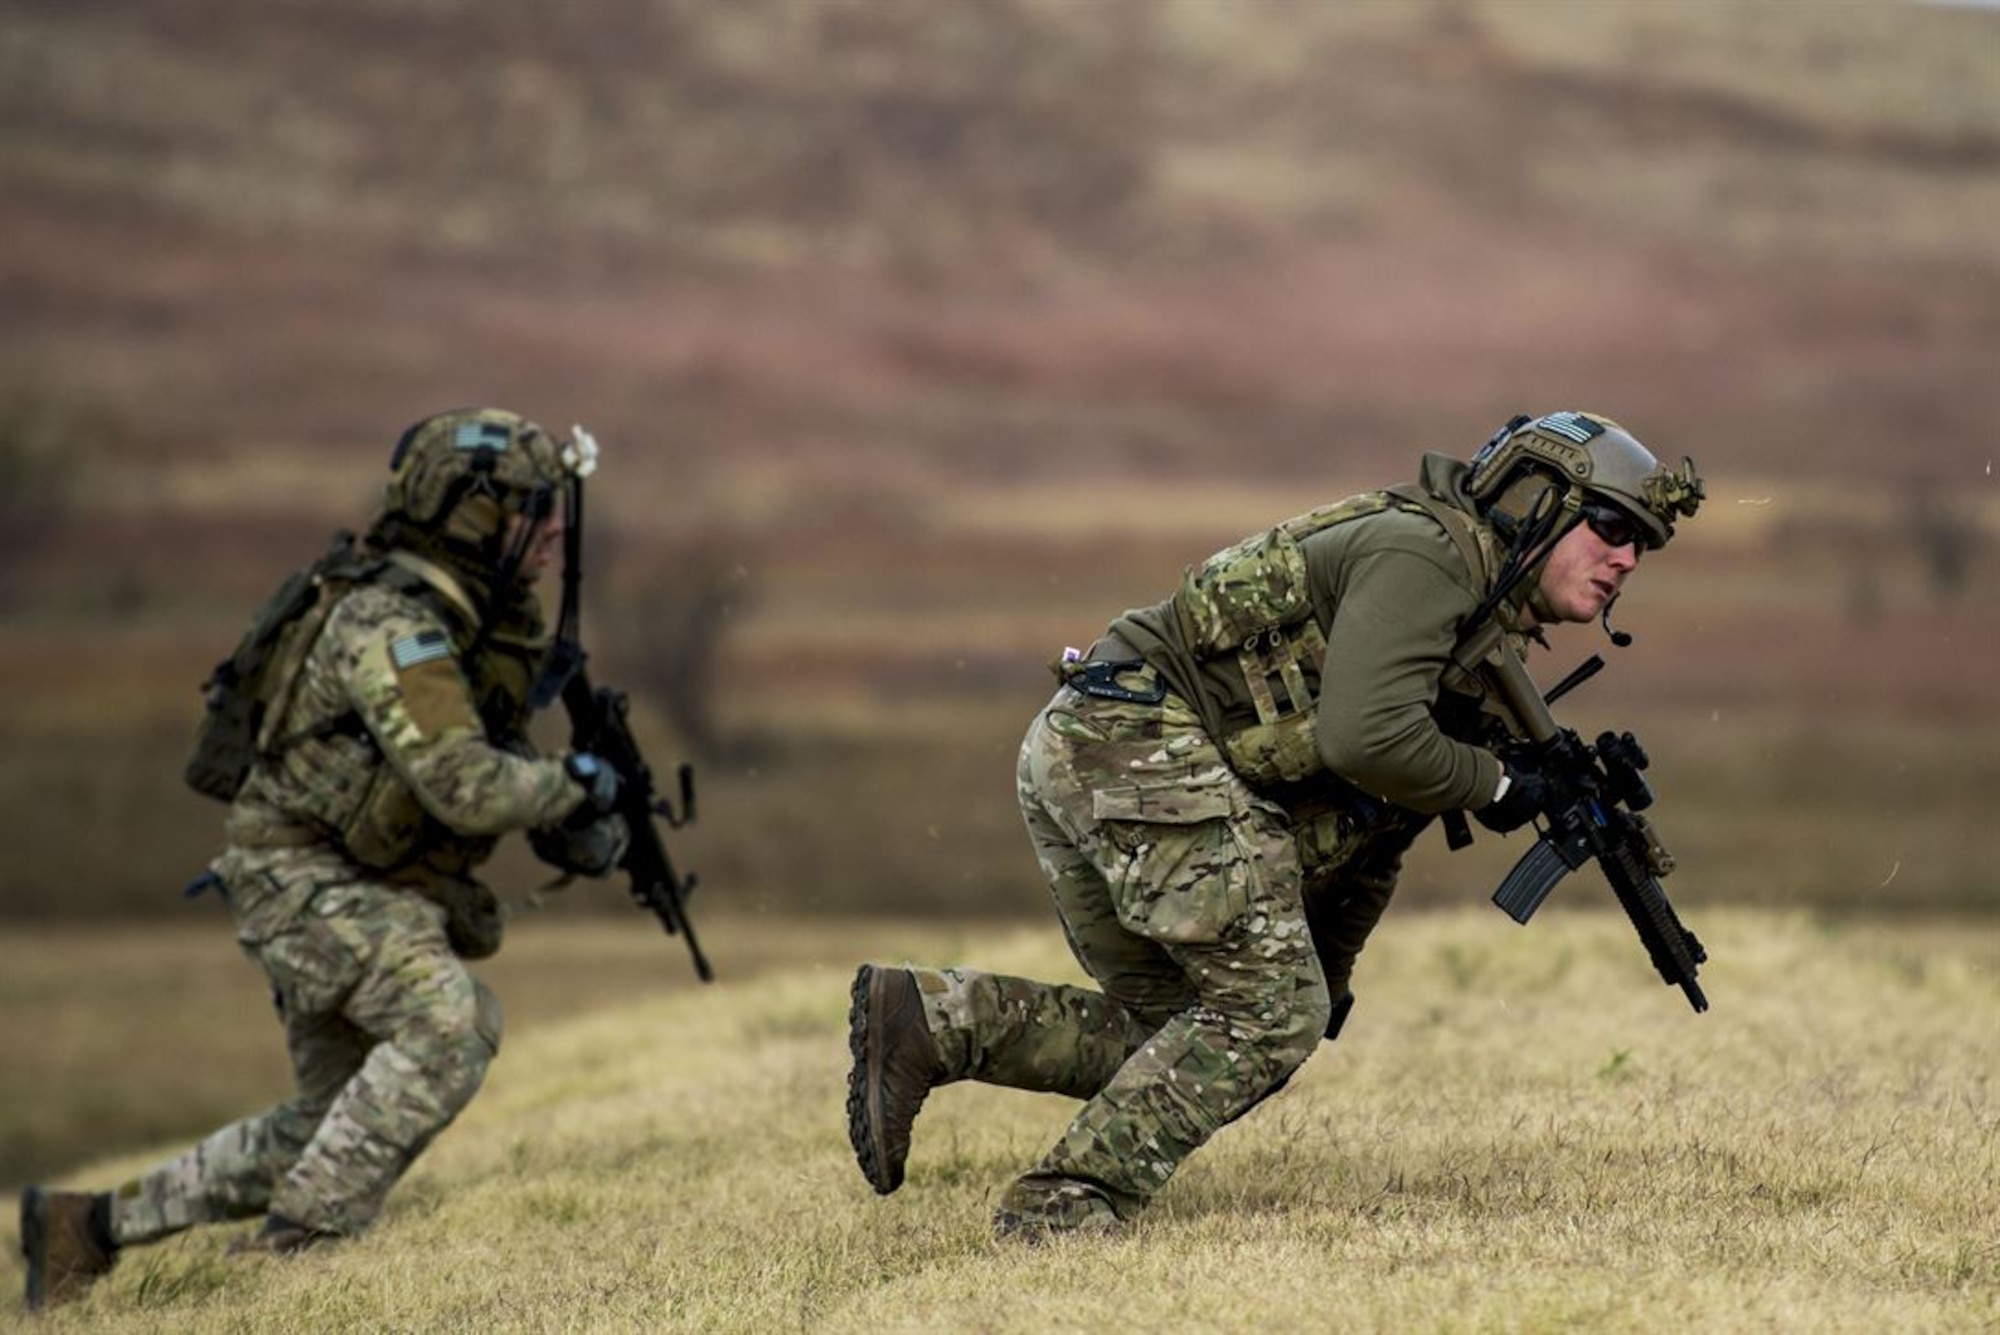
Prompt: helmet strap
<box><xmin>530</xmin><ymin>474</ymin><xmax>587</xmax><ymax>710</ymax></box>
<box><xmin>460</xmin><ymin>496</ymin><xmax>541</xmax><ymax>666</ymax></box>
<box><xmin>1469</xmin><ymin>475</ymin><xmax>1583</xmax><ymax>632</ymax></box>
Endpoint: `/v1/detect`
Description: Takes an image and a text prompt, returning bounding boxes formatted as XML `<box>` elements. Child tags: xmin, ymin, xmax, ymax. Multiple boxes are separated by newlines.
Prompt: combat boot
<box><xmin>227</xmin><ymin>1213</ymin><xmax>342</xmax><ymax>1257</ymax></box>
<box><xmin>19</xmin><ymin>1187</ymin><xmax>118</xmax><ymax>1310</ymax></box>
<box><xmin>845</xmin><ymin>963</ymin><xmax>946</xmax><ymax>1194</ymax></box>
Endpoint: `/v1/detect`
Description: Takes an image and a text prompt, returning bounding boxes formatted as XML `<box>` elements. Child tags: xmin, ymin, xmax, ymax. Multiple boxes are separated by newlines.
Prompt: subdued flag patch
<box><xmin>393</xmin><ymin>653</ymin><xmax>480</xmax><ymax>738</ymax></box>
<box><xmin>1534</xmin><ymin>411</ymin><xmax>1605</xmax><ymax>444</ymax></box>
<box><xmin>391</xmin><ymin>630</ymin><xmax>452</xmax><ymax>670</ymax></box>
<box><xmin>455</xmin><ymin>420</ymin><xmax>512</xmax><ymax>451</ymax></box>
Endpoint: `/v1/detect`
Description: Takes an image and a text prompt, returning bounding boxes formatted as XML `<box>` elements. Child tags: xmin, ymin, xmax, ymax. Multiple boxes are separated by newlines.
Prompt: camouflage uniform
<box><xmin>88</xmin><ymin>411</ymin><xmax>601</xmax><ymax>1258</ymax></box>
<box><xmin>867</xmin><ymin>453</ymin><xmax>1527</xmax><ymax>1233</ymax></box>
<box><xmin>917</xmin><ymin>677</ymin><xmax>1327</xmax><ymax>1228</ymax></box>
<box><xmin>109</xmin><ymin>566</ymin><xmax>585</xmax><ymax>1246</ymax></box>
<box><xmin>858</xmin><ymin>418</ymin><xmax>1701</xmax><ymax>1234</ymax></box>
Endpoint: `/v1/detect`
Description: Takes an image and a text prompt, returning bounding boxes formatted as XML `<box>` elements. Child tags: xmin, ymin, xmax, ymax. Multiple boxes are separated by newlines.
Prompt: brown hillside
<box><xmin>0</xmin><ymin>0</ymin><xmax>1994</xmax><ymax>917</ymax></box>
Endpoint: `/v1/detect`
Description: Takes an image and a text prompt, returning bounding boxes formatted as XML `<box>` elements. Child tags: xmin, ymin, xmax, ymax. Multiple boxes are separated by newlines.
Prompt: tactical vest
<box><xmin>1172</xmin><ymin>485</ymin><xmax>1503</xmax><ymax>788</ymax></box>
<box><xmin>325</xmin><ymin>575</ymin><xmax>547</xmax><ymax>876</ymax></box>
<box><xmin>205</xmin><ymin>540</ymin><xmax>546</xmax><ymax>876</ymax></box>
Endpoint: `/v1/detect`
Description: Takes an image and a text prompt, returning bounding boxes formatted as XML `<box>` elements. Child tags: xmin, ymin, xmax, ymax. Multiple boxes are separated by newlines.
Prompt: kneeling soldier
<box><xmin>21</xmin><ymin>409</ymin><xmax>629</xmax><ymax>1308</ymax></box>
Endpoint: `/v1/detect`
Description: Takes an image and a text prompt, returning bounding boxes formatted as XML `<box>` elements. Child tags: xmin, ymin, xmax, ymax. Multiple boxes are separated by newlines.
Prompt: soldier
<box><xmin>847</xmin><ymin>411</ymin><xmax>1703</xmax><ymax>1240</ymax></box>
<box><xmin>19</xmin><ymin>408</ymin><xmax>631</xmax><ymax>1309</ymax></box>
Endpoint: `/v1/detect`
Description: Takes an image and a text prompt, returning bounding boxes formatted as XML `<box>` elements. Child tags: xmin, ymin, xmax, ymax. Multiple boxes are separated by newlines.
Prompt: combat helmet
<box><xmin>384</xmin><ymin>407</ymin><xmax>569</xmax><ymax>551</ymax></box>
<box><xmin>1466</xmin><ymin>411</ymin><xmax>1704</xmax><ymax>550</ymax></box>
<box><xmin>380</xmin><ymin>406</ymin><xmax>602</xmax><ymax>580</ymax></box>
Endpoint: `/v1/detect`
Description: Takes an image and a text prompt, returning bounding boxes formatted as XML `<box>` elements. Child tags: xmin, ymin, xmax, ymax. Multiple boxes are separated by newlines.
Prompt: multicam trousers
<box><xmin>107</xmin><ymin>846</ymin><xmax>501</xmax><ymax>1243</ymax></box>
<box><xmin>912</xmin><ymin>681</ymin><xmax>1332</xmax><ymax>1223</ymax></box>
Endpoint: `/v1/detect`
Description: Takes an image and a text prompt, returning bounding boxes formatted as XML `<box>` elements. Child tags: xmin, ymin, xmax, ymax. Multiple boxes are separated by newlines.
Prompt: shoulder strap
<box><xmin>374</xmin><ymin>552</ymin><xmax>482</xmax><ymax>647</ymax></box>
<box><xmin>252</xmin><ymin>553</ymin><xmax>396</xmax><ymax>760</ymax></box>
<box><xmin>1383</xmin><ymin>483</ymin><xmax>1494</xmax><ymax>591</ymax></box>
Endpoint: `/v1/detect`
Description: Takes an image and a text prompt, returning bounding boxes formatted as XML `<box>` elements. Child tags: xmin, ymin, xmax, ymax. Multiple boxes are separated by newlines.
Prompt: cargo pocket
<box><xmin>256</xmin><ymin>912</ymin><xmax>365</xmax><ymax>1021</ymax></box>
<box><xmin>341</xmin><ymin>766</ymin><xmax>433</xmax><ymax>871</ymax></box>
<box><xmin>1092</xmin><ymin>780</ymin><xmax>1250</xmax><ymax>945</ymax></box>
<box><xmin>1292</xmin><ymin>805</ymin><xmax>1370</xmax><ymax>885</ymax></box>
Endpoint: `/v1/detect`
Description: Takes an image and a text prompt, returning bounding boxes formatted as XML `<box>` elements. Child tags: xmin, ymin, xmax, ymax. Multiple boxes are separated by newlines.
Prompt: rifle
<box><xmin>1456</xmin><ymin>623</ymin><xmax>1709</xmax><ymax>1013</ymax></box>
<box><xmin>534</xmin><ymin>435</ymin><xmax>713</xmax><ymax>982</ymax></box>
<box><xmin>560</xmin><ymin>668</ymin><xmax>713</xmax><ymax>982</ymax></box>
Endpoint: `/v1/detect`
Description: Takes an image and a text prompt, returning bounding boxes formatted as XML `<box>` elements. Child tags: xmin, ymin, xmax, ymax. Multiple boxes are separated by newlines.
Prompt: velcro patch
<box><xmin>395</xmin><ymin>656</ymin><xmax>480</xmax><ymax>738</ymax></box>
<box><xmin>455</xmin><ymin>421</ymin><xmax>512</xmax><ymax>451</ymax></box>
<box><xmin>1533</xmin><ymin>411</ymin><xmax>1605</xmax><ymax>445</ymax></box>
<box><xmin>391</xmin><ymin>630</ymin><xmax>452</xmax><ymax>670</ymax></box>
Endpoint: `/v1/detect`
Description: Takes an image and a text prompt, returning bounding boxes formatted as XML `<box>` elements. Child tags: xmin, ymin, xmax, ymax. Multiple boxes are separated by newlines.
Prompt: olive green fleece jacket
<box><xmin>1108</xmin><ymin>453</ymin><xmax>1507</xmax><ymax>815</ymax></box>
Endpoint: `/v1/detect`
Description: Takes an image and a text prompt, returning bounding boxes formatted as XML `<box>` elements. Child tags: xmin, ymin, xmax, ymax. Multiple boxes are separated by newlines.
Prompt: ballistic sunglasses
<box><xmin>1579</xmin><ymin>501</ymin><xmax>1655</xmax><ymax>552</ymax></box>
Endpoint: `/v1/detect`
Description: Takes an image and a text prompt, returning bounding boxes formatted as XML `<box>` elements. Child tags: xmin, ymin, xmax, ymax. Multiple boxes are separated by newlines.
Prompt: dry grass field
<box><xmin>3</xmin><ymin>908</ymin><xmax>1995</xmax><ymax>1332</ymax></box>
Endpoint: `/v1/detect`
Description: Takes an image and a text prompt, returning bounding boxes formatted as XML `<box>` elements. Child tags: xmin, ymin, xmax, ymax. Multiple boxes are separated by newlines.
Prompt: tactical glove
<box><xmin>564</xmin><ymin>751</ymin><xmax>622</xmax><ymax>816</ymax></box>
<box><xmin>530</xmin><ymin>812</ymin><xmax>631</xmax><ymax>879</ymax></box>
<box><xmin>1476</xmin><ymin>765</ymin><xmax>1551</xmax><ymax>834</ymax></box>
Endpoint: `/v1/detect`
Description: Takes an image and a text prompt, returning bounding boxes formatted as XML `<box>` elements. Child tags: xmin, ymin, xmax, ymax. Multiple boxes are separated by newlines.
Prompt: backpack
<box><xmin>184</xmin><ymin>529</ymin><xmax>374</xmax><ymax>802</ymax></box>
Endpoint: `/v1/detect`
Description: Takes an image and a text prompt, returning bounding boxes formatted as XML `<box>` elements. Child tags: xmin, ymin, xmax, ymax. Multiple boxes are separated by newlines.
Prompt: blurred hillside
<box><xmin>1</xmin><ymin>0</ymin><xmax>1994</xmax><ymax>920</ymax></box>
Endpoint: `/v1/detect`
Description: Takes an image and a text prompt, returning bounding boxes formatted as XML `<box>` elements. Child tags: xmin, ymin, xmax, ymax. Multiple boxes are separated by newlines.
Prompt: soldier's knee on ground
<box><xmin>992</xmin><ymin>1175</ymin><xmax>1128</xmax><ymax>1244</ymax></box>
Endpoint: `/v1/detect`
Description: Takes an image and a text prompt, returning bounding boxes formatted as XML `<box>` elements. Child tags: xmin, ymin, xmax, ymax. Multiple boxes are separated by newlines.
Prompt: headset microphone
<box><xmin>1602</xmin><ymin>600</ymin><xmax>1634</xmax><ymax>648</ymax></box>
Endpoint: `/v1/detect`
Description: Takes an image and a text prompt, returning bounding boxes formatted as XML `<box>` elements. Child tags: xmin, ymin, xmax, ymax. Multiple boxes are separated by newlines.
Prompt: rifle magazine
<box><xmin>1492</xmin><ymin>837</ymin><xmax>1572</xmax><ymax>924</ymax></box>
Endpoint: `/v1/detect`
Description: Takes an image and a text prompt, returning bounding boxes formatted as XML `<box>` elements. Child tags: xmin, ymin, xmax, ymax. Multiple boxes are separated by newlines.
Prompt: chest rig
<box><xmin>1171</xmin><ymin>486</ymin><xmax>1504</xmax><ymax>788</ymax></box>
<box><xmin>235</xmin><ymin>548</ymin><xmax>549</xmax><ymax>876</ymax></box>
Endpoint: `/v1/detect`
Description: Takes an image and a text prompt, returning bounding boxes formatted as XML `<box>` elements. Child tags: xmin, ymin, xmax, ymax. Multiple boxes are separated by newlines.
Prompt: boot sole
<box><xmin>20</xmin><ymin>1187</ymin><xmax>46</xmax><ymax>1311</ymax></box>
<box><xmin>844</xmin><ymin>964</ymin><xmax>899</xmax><ymax>1195</ymax></box>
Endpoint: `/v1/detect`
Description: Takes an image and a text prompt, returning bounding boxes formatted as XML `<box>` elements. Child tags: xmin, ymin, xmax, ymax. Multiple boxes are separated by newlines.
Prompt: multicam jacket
<box><xmin>224</xmin><ymin>551</ymin><xmax>583</xmax><ymax>889</ymax></box>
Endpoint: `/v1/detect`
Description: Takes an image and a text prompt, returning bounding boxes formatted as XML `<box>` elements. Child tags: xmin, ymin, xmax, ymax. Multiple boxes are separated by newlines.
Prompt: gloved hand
<box><xmin>530</xmin><ymin>812</ymin><xmax>631</xmax><ymax>879</ymax></box>
<box><xmin>565</xmin><ymin>751</ymin><xmax>622</xmax><ymax>816</ymax></box>
<box><xmin>1476</xmin><ymin>763</ymin><xmax>1551</xmax><ymax>834</ymax></box>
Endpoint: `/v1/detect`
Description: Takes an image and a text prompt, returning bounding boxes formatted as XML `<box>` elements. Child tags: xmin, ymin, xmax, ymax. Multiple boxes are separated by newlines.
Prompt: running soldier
<box><xmin>847</xmin><ymin>412</ymin><xmax>1703</xmax><ymax>1239</ymax></box>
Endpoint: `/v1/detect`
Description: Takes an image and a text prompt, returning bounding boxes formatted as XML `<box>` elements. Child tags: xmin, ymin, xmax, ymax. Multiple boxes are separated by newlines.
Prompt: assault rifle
<box><xmin>559</xmin><ymin>667</ymin><xmax>713</xmax><ymax>982</ymax></box>
<box><xmin>533</xmin><ymin>432</ymin><xmax>712</xmax><ymax>982</ymax></box>
<box><xmin>1455</xmin><ymin>623</ymin><xmax>1709</xmax><ymax>1013</ymax></box>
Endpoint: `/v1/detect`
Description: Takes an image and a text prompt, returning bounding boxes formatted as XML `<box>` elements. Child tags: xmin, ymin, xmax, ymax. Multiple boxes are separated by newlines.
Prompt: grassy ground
<box><xmin>4</xmin><ymin>908</ymin><xmax>1995</xmax><ymax>1331</ymax></box>
<box><xmin>0</xmin><ymin>913</ymin><xmax>999</xmax><ymax>1190</ymax></box>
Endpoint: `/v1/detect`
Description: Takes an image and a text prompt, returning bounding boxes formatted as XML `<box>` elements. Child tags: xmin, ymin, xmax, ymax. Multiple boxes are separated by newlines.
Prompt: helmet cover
<box><xmin>383</xmin><ymin>407</ymin><xmax>573</xmax><ymax>550</ymax></box>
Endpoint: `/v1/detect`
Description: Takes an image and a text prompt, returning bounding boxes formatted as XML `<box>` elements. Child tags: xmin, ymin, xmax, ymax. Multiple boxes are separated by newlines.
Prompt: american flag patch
<box><xmin>454</xmin><ymin>421</ymin><xmax>512</xmax><ymax>451</ymax></box>
<box><xmin>1534</xmin><ymin>412</ymin><xmax>1604</xmax><ymax>444</ymax></box>
<box><xmin>391</xmin><ymin>629</ymin><xmax>452</xmax><ymax>670</ymax></box>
